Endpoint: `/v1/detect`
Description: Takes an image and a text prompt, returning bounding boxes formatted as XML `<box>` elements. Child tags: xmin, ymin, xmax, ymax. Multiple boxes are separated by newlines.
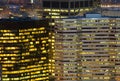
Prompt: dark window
<box><xmin>61</xmin><ymin>2</ymin><xmax>68</xmax><ymax>8</ymax></box>
<box><xmin>89</xmin><ymin>0</ymin><xmax>93</xmax><ymax>7</ymax></box>
<box><xmin>75</xmin><ymin>1</ymin><xmax>79</xmax><ymax>8</ymax></box>
<box><xmin>80</xmin><ymin>1</ymin><xmax>84</xmax><ymax>7</ymax></box>
<box><xmin>60</xmin><ymin>13</ymin><xmax>69</xmax><ymax>16</ymax></box>
<box><xmin>43</xmin><ymin>1</ymin><xmax>50</xmax><ymax>7</ymax></box>
<box><xmin>70</xmin><ymin>2</ymin><xmax>74</xmax><ymax>8</ymax></box>
<box><xmin>84</xmin><ymin>1</ymin><xmax>89</xmax><ymax>7</ymax></box>
<box><xmin>51</xmin><ymin>1</ymin><xmax>59</xmax><ymax>8</ymax></box>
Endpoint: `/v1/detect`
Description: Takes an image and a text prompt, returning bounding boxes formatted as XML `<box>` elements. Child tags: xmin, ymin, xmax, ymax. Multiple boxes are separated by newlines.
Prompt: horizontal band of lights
<box><xmin>55</xmin><ymin>18</ymin><xmax>120</xmax><ymax>81</ymax></box>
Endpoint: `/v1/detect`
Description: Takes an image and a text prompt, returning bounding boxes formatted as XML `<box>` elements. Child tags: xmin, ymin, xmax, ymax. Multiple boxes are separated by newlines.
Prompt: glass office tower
<box><xmin>0</xmin><ymin>65</ymin><xmax>1</xmax><ymax>81</ymax></box>
<box><xmin>42</xmin><ymin>0</ymin><xmax>100</xmax><ymax>19</ymax></box>
<box><xmin>55</xmin><ymin>13</ymin><xmax>120</xmax><ymax>81</ymax></box>
<box><xmin>0</xmin><ymin>19</ymin><xmax>54</xmax><ymax>81</ymax></box>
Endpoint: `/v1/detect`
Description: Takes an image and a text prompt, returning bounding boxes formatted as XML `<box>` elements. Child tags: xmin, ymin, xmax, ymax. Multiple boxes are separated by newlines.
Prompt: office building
<box><xmin>0</xmin><ymin>0</ymin><xmax>9</xmax><ymax>19</ymax></box>
<box><xmin>55</xmin><ymin>18</ymin><xmax>80</xmax><ymax>81</ymax></box>
<box><xmin>1</xmin><ymin>0</ymin><xmax>100</xmax><ymax>19</ymax></box>
<box><xmin>0</xmin><ymin>0</ymin><xmax>42</xmax><ymax>19</ymax></box>
<box><xmin>42</xmin><ymin>0</ymin><xmax>100</xmax><ymax>19</ymax></box>
<box><xmin>0</xmin><ymin>65</ymin><xmax>1</xmax><ymax>81</ymax></box>
<box><xmin>0</xmin><ymin>19</ymin><xmax>54</xmax><ymax>81</ymax></box>
<box><xmin>100</xmin><ymin>0</ymin><xmax>120</xmax><ymax>17</ymax></box>
<box><xmin>55</xmin><ymin>13</ymin><xmax>120</xmax><ymax>81</ymax></box>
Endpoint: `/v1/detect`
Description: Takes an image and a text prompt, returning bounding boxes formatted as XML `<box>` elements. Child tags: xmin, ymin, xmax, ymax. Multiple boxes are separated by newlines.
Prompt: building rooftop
<box><xmin>0</xmin><ymin>18</ymin><xmax>49</xmax><ymax>29</ymax></box>
<box><xmin>67</xmin><ymin>13</ymin><xmax>120</xmax><ymax>19</ymax></box>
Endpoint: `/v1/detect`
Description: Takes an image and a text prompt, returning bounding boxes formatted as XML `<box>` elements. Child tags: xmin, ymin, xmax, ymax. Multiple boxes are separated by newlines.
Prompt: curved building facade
<box><xmin>0</xmin><ymin>19</ymin><xmax>54</xmax><ymax>81</ymax></box>
<box><xmin>55</xmin><ymin>13</ymin><xmax>120</xmax><ymax>81</ymax></box>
